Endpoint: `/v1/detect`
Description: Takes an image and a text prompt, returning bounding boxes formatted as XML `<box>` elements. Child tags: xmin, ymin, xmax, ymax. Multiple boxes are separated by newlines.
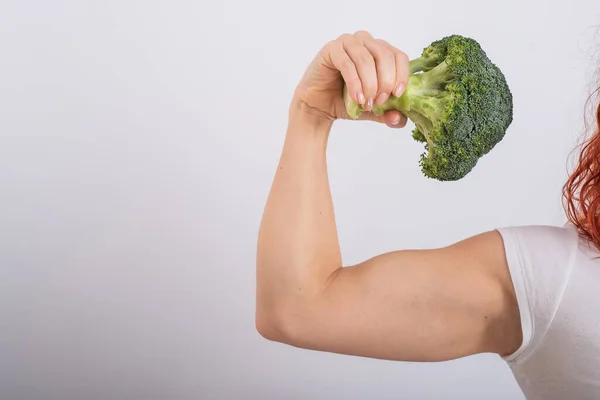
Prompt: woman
<box><xmin>255</xmin><ymin>31</ymin><xmax>600</xmax><ymax>399</ymax></box>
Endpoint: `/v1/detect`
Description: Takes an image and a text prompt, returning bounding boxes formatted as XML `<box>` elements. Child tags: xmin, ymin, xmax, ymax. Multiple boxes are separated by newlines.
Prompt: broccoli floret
<box><xmin>344</xmin><ymin>35</ymin><xmax>513</xmax><ymax>181</ymax></box>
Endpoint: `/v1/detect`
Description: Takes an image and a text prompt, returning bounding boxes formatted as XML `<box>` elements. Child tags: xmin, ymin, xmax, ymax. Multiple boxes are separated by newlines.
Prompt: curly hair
<box><xmin>563</xmin><ymin>87</ymin><xmax>600</xmax><ymax>247</ymax></box>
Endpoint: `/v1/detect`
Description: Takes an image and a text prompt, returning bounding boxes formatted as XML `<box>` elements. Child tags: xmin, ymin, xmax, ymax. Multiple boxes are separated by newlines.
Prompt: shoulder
<box><xmin>496</xmin><ymin>224</ymin><xmax>580</xmax><ymax>254</ymax></box>
<box><xmin>494</xmin><ymin>224</ymin><xmax>582</xmax><ymax>363</ymax></box>
<box><xmin>495</xmin><ymin>224</ymin><xmax>581</xmax><ymax>303</ymax></box>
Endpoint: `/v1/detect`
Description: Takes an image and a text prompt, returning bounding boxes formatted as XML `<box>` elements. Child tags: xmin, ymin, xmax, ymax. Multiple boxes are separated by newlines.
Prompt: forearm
<box><xmin>256</xmin><ymin>110</ymin><xmax>341</xmax><ymax>315</ymax></box>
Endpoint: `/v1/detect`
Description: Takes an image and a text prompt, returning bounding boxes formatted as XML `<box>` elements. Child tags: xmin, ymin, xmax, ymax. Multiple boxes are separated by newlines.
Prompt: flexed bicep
<box><xmin>263</xmin><ymin>231</ymin><xmax>523</xmax><ymax>362</ymax></box>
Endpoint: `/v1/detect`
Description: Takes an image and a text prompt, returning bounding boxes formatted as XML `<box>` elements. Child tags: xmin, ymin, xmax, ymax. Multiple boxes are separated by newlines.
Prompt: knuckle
<box><xmin>354</xmin><ymin>30</ymin><xmax>371</xmax><ymax>38</ymax></box>
<box><xmin>396</xmin><ymin>51</ymin><xmax>409</xmax><ymax>63</ymax></box>
<box><xmin>347</xmin><ymin>77</ymin><xmax>361</xmax><ymax>88</ymax></box>
<box><xmin>322</xmin><ymin>40</ymin><xmax>336</xmax><ymax>52</ymax></box>
<box><xmin>381</xmin><ymin>75</ymin><xmax>396</xmax><ymax>91</ymax></box>
<box><xmin>340</xmin><ymin>60</ymin><xmax>356</xmax><ymax>74</ymax></box>
<box><xmin>363</xmin><ymin>81</ymin><xmax>378</xmax><ymax>96</ymax></box>
<box><xmin>370</xmin><ymin>43</ymin><xmax>388</xmax><ymax>60</ymax></box>
<box><xmin>338</xmin><ymin>33</ymin><xmax>353</xmax><ymax>42</ymax></box>
<box><xmin>358</xmin><ymin>52</ymin><xmax>374</xmax><ymax>66</ymax></box>
<box><xmin>370</xmin><ymin>45</ymin><xmax>395</xmax><ymax>68</ymax></box>
<box><xmin>384</xmin><ymin>50</ymin><xmax>396</xmax><ymax>66</ymax></box>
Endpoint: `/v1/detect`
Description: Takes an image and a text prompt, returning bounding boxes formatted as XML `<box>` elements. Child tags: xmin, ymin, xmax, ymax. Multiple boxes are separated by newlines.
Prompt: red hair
<box><xmin>563</xmin><ymin>88</ymin><xmax>600</xmax><ymax>248</ymax></box>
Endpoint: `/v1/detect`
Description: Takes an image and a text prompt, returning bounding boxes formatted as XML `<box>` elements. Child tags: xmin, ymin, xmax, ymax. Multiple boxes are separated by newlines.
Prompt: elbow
<box><xmin>255</xmin><ymin>301</ymin><xmax>307</xmax><ymax>346</ymax></box>
<box><xmin>255</xmin><ymin>303</ymin><xmax>282</xmax><ymax>342</ymax></box>
<box><xmin>255</xmin><ymin>311</ymin><xmax>284</xmax><ymax>342</ymax></box>
<box><xmin>254</xmin><ymin>268</ymin><xmax>338</xmax><ymax>346</ymax></box>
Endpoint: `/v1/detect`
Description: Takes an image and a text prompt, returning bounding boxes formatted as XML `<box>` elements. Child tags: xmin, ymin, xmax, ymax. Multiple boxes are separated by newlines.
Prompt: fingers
<box><xmin>326</xmin><ymin>30</ymin><xmax>410</xmax><ymax>125</ymax></box>
<box><xmin>326</xmin><ymin>41</ymin><xmax>364</xmax><ymax>104</ymax></box>
<box><xmin>351</xmin><ymin>32</ymin><xmax>408</xmax><ymax>104</ymax></box>
<box><xmin>339</xmin><ymin>34</ymin><xmax>378</xmax><ymax>111</ymax></box>
<box><xmin>355</xmin><ymin>34</ymin><xmax>397</xmax><ymax>106</ymax></box>
<box><xmin>356</xmin><ymin>109</ymin><xmax>407</xmax><ymax>128</ymax></box>
<box><xmin>387</xmin><ymin>43</ymin><xmax>410</xmax><ymax>98</ymax></box>
<box><xmin>383</xmin><ymin>110</ymin><xmax>407</xmax><ymax>128</ymax></box>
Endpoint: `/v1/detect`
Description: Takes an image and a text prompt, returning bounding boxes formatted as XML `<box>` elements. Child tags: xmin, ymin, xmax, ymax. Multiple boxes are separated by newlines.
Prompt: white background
<box><xmin>1</xmin><ymin>0</ymin><xmax>599</xmax><ymax>399</ymax></box>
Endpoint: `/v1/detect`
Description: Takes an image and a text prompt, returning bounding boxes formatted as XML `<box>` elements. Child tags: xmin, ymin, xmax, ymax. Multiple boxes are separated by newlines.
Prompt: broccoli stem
<box><xmin>344</xmin><ymin>61</ymin><xmax>454</xmax><ymax>138</ymax></box>
<box><xmin>409</xmin><ymin>56</ymin><xmax>439</xmax><ymax>74</ymax></box>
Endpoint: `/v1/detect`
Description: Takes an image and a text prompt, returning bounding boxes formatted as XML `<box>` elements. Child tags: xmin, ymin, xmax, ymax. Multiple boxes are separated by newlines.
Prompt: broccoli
<box><xmin>344</xmin><ymin>35</ymin><xmax>513</xmax><ymax>181</ymax></box>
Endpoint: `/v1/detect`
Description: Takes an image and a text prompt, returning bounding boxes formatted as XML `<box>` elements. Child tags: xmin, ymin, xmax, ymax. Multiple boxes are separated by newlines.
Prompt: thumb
<box><xmin>358</xmin><ymin>110</ymin><xmax>407</xmax><ymax>129</ymax></box>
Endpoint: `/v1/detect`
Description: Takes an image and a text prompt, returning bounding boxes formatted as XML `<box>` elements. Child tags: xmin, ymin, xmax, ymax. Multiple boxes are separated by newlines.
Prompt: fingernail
<box><xmin>375</xmin><ymin>92</ymin><xmax>388</xmax><ymax>105</ymax></box>
<box><xmin>394</xmin><ymin>83</ymin><xmax>405</xmax><ymax>97</ymax></box>
<box><xmin>357</xmin><ymin>91</ymin><xmax>365</xmax><ymax>104</ymax></box>
<box><xmin>365</xmin><ymin>98</ymin><xmax>373</xmax><ymax>111</ymax></box>
<box><xmin>391</xmin><ymin>114</ymin><xmax>401</xmax><ymax>125</ymax></box>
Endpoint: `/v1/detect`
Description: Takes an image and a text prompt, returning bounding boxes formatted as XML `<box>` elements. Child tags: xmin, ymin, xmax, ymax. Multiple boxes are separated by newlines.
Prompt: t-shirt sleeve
<box><xmin>495</xmin><ymin>224</ymin><xmax>580</xmax><ymax>364</ymax></box>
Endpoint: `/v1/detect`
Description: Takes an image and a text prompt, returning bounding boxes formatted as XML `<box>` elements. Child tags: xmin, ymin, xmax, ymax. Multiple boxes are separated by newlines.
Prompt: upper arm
<box><xmin>271</xmin><ymin>230</ymin><xmax>523</xmax><ymax>362</ymax></box>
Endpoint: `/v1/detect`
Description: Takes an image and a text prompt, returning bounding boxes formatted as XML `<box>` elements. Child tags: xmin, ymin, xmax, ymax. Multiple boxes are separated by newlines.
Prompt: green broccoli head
<box><xmin>345</xmin><ymin>35</ymin><xmax>513</xmax><ymax>181</ymax></box>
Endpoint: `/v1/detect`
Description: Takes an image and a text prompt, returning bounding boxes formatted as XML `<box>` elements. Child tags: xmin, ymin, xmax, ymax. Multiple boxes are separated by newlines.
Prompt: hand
<box><xmin>291</xmin><ymin>30</ymin><xmax>409</xmax><ymax>128</ymax></box>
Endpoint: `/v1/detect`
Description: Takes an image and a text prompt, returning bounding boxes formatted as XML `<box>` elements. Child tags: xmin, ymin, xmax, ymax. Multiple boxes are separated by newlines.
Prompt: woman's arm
<box><xmin>256</xmin><ymin>31</ymin><xmax>522</xmax><ymax>362</ymax></box>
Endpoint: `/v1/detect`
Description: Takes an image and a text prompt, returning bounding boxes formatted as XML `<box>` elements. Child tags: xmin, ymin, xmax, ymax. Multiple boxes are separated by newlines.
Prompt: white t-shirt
<box><xmin>497</xmin><ymin>224</ymin><xmax>600</xmax><ymax>399</ymax></box>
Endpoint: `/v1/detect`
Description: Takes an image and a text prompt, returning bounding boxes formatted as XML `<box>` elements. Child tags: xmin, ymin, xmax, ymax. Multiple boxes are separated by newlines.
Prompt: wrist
<box><xmin>288</xmin><ymin>100</ymin><xmax>334</xmax><ymax>138</ymax></box>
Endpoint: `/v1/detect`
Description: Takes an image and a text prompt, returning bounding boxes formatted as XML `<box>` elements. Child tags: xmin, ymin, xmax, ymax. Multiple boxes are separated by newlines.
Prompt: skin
<box><xmin>256</xmin><ymin>31</ymin><xmax>523</xmax><ymax>362</ymax></box>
